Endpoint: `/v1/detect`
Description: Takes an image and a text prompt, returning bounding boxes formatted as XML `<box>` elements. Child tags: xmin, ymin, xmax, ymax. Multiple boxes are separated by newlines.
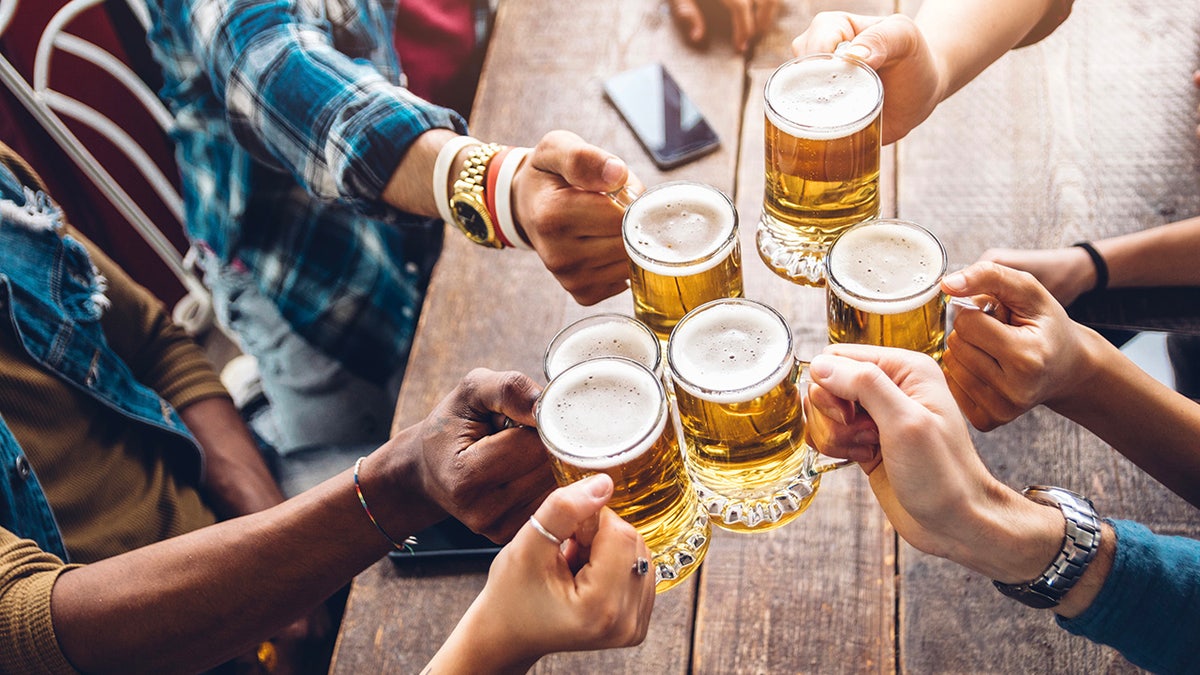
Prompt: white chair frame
<box><xmin>0</xmin><ymin>0</ymin><xmax>215</xmax><ymax>335</ymax></box>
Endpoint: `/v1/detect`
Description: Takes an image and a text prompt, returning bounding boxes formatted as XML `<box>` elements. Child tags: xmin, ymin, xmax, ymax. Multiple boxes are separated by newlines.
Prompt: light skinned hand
<box><xmin>806</xmin><ymin>346</ymin><xmax>1017</xmax><ymax>562</ymax></box>
<box><xmin>977</xmin><ymin>245</ymin><xmax>1097</xmax><ymax>306</ymax></box>
<box><xmin>941</xmin><ymin>261</ymin><xmax>1094</xmax><ymax>431</ymax></box>
<box><xmin>374</xmin><ymin>368</ymin><xmax>556</xmax><ymax>544</ymax></box>
<box><xmin>791</xmin><ymin>12</ymin><xmax>945</xmax><ymax>145</ymax></box>
<box><xmin>511</xmin><ymin>130</ymin><xmax>643</xmax><ymax>306</ymax></box>
<box><xmin>431</xmin><ymin>473</ymin><xmax>656</xmax><ymax>673</ymax></box>
<box><xmin>669</xmin><ymin>0</ymin><xmax>779</xmax><ymax>52</ymax></box>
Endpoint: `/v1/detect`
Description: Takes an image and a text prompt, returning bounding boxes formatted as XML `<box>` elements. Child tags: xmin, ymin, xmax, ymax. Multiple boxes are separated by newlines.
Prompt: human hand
<box><xmin>428</xmin><ymin>473</ymin><xmax>655</xmax><ymax>673</ymax></box>
<box><xmin>941</xmin><ymin>262</ymin><xmax>1097</xmax><ymax>431</ymax></box>
<box><xmin>806</xmin><ymin>346</ymin><xmax>1062</xmax><ymax>581</ymax></box>
<box><xmin>669</xmin><ymin>0</ymin><xmax>779</xmax><ymax>53</ymax></box>
<box><xmin>369</xmin><ymin>369</ymin><xmax>556</xmax><ymax>544</ymax></box>
<box><xmin>511</xmin><ymin>130</ymin><xmax>643</xmax><ymax>306</ymax></box>
<box><xmin>791</xmin><ymin>12</ymin><xmax>944</xmax><ymax>145</ymax></box>
<box><xmin>977</xmin><ymin>245</ymin><xmax>1097</xmax><ymax>306</ymax></box>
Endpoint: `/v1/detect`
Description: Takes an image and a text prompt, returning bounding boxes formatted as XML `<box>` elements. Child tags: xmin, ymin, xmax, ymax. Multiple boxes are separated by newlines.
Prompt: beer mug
<box><xmin>623</xmin><ymin>181</ymin><xmax>744</xmax><ymax>341</ymax></box>
<box><xmin>536</xmin><ymin>356</ymin><xmax>711</xmax><ymax>591</ymax></box>
<box><xmin>825</xmin><ymin>219</ymin><xmax>948</xmax><ymax>361</ymax></box>
<box><xmin>543</xmin><ymin>313</ymin><xmax>662</xmax><ymax>381</ymax></box>
<box><xmin>667</xmin><ymin>298</ymin><xmax>847</xmax><ymax>532</ymax></box>
<box><xmin>758</xmin><ymin>52</ymin><xmax>884</xmax><ymax>286</ymax></box>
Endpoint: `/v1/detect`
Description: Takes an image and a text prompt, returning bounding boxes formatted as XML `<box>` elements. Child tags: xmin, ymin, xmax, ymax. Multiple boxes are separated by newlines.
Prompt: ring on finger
<box><xmin>528</xmin><ymin>515</ymin><xmax>563</xmax><ymax>546</ymax></box>
<box><xmin>632</xmin><ymin>557</ymin><xmax>650</xmax><ymax>576</ymax></box>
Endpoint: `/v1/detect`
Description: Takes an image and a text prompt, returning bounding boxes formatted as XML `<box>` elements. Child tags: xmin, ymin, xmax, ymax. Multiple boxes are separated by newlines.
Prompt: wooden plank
<box><xmin>896</xmin><ymin>0</ymin><xmax>1200</xmax><ymax>671</ymax></box>
<box><xmin>334</xmin><ymin>1</ymin><xmax>745</xmax><ymax>672</ymax></box>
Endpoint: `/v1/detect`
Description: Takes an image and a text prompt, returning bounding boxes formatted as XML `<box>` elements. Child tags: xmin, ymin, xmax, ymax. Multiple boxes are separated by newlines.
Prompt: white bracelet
<box><xmin>433</xmin><ymin>135</ymin><xmax>481</xmax><ymax>225</ymax></box>
<box><xmin>495</xmin><ymin>147</ymin><xmax>533</xmax><ymax>250</ymax></box>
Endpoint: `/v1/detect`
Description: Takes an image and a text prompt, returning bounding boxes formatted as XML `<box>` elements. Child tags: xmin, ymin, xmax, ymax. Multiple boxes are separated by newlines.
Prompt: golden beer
<box><xmin>536</xmin><ymin>357</ymin><xmax>710</xmax><ymax>591</ymax></box>
<box><xmin>624</xmin><ymin>181</ymin><xmax>744</xmax><ymax>341</ymax></box>
<box><xmin>543</xmin><ymin>313</ymin><xmax>662</xmax><ymax>380</ymax></box>
<box><xmin>758</xmin><ymin>54</ymin><xmax>883</xmax><ymax>286</ymax></box>
<box><xmin>825</xmin><ymin>219</ymin><xmax>948</xmax><ymax>361</ymax></box>
<box><xmin>667</xmin><ymin>298</ymin><xmax>818</xmax><ymax>532</ymax></box>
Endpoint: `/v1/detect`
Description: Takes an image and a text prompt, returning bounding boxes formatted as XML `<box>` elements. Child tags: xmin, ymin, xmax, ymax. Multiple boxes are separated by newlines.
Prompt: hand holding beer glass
<box><xmin>667</xmin><ymin>298</ymin><xmax>848</xmax><ymax>532</ymax></box>
<box><xmin>825</xmin><ymin>219</ymin><xmax>948</xmax><ymax>361</ymax></box>
<box><xmin>624</xmin><ymin>181</ymin><xmax>744</xmax><ymax>341</ymax></box>
<box><xmin>536</xmin><ymin>357</ymin><xmax>711</xmax><ymax>592</ymax></box>
<box><xmin>759</xmin><ymin>53</ymin><xmax>883</xmax><ymax>286</ymax></box>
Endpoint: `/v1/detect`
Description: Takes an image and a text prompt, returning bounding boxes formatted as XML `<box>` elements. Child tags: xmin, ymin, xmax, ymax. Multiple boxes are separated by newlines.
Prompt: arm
<box><xmin>941</xmin><ymin>262</ymin><xmax>1200</xmax><ymax>507</ymax></box>
<box><xmin>426</xmin><ymin>474</ymin><xmax>655</xmax><ymax>673</ymax></box>
<box><xmin>45</xmin><ymin>368</ymin><xmax>556</xmax><ymax>674</ymax></box>
<box><xmin>980</xmin><ymin>215</ymin><xmax>1200</xmax><ymax>306</ymax></box>
<box><xmin>791</xmin><ymin>0</ymin><xmax>1074</xmax><ymax>144</ymax></box>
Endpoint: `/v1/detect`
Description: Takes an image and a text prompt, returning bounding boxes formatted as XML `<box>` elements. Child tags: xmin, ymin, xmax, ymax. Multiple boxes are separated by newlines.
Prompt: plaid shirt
<box><xmin>147</xmin><ymin>0</ymin><xmax>467</xmax><ymax>383</ymax></box>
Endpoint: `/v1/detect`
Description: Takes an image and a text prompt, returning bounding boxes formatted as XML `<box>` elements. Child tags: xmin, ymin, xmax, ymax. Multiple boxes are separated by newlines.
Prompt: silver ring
<box><xmin>502</xmin><ymin>416</ymin><xmax>516</xmax><ymax>429</ymax></box>
<box><xmin>528</xmin><ymin>515</ymin><xmax>563</xmax><ymax>546</ymax></box>
<box><xmin>632</xmin><ymin>557</ymin><xmax>650</xmax><ymax>576</ymax></box>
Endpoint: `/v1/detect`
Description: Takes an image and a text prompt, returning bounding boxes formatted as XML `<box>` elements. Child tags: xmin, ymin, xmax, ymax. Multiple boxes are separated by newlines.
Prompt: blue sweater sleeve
<box><xmin>1056</xmin><ymin>519</ymin><xmax>1200</xmax><ymax>673</ymax></box>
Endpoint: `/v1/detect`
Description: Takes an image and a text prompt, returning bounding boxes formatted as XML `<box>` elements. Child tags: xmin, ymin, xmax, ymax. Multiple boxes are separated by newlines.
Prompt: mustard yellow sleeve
<box><xmin>0</xmin><ymin>529</ymin><xmax>81</xmax><ymax>675</ymax></box>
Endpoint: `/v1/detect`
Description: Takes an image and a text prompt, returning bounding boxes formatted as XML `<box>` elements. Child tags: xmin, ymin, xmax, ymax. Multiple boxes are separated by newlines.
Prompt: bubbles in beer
<box><xmin>669</xmin><ymin>300</ymin><xmax>792</xmax><ymax>403</ymax></box>
<box><xmin>545</xmin><ymin>316</ymin><xmax>660</xmax><ymax>380</ymax></box>
<box><xmin>827</xmin><ymin>220</ymin><xmax>944</xmax><ymax>314</ymax></box>
<box><xmin>624</xmin><ymin>182</ymin><xmax>738</xmax><ymax>275</ymax></box>
<box><xmin>766</xmin><ymin>56</ymin><xmax>882</xmax><ymax>140</ymax></box>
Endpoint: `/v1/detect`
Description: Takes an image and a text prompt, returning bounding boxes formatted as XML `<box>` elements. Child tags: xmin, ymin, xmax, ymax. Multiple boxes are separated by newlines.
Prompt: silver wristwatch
<box><xmin>993</xmin><ymin>485</ymin><xmax>1102</xmax><ymax>609</ymax></box>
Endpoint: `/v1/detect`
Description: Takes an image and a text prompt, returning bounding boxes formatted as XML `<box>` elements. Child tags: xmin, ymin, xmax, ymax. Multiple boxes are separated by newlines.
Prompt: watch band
<box><xmin>434</xmin><ymin>136</ymin><xmax>481</xmax><ymax>226</ymax></box>
<box><xmin>993</xmin><ymin>485</ymin><xmax>1102</xmax><ymax>609</ymax></box>
<box><xmin>449</xmin><ymin>143</ymin><xmax>504</xmax><ymax>248</ymax></box>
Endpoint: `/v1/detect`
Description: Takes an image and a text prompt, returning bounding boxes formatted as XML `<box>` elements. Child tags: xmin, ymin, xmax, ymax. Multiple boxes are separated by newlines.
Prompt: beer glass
<box><xmin>825</xmin><ymin>219</ymin><xmax>948</xmax><ymax>361</ymax></box>
<box><xmin>624</xmin><ymin>181</ymin><xmax>744</xmax><ymax>341</ymax></box>
<box><xmin>536</xmin><ymin>357</ymin><xmax>710</xmax><ymax>592</ymax></box>
<box><xmin>543</xmin><ymin>313</ymin><xmax>662</xmax><ymax>381</ymax></box>
<box><xmin>758</xmin><ymin>53</ymin><xmax>884</xmax><ymax>286</ymax></box>
<box><xmin>667</xmin><ymin>298</ymin><xmax>844</xmax><ymax>532</ymax></box>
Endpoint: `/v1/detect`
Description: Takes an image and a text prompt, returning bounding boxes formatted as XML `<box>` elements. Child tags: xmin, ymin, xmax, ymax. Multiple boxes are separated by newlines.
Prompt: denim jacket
<box><xmin>0</xmin><ymin>163</ymin><xmax>203</xmax><ymax>562</ymax></box>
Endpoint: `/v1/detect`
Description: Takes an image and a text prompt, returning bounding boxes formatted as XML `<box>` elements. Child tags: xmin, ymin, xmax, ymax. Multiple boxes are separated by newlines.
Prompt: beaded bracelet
<box><xmin>353</xmin><ymin>456</ymin><xmax>416</xmax><ymax>553</ymax></box>
<box><xmin>1072</xmin><ymin>241</ymin><xmax>1109</xmax><ymax>292</ymax></box>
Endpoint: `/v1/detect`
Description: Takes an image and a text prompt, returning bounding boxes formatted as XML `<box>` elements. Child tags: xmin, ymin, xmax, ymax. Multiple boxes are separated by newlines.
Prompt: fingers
<box><xmin>793</xmin><ymin>12</ymin><xmax>906</xmax><ymax>71</ymax></box>
<box><xmin>808</xmin><ymin>351</ymin><xmax>927</xmax><ymax>430</ymax></box>
<box><xmin>530</xmin><ymin>130</ymin><xmax>628</xmax><ymax>193</ymax></box>
<box><xmin>459</xmin><ymin>368</ymin><xmax>541</xmax><ymax>427</ymax></box>
<box><xmin>523</xmin><ymin>474</ymin><xmax>614</xmax><ymax>548</ymax></box>
<box><xmin>942</xmin><ymin>261</ymin><xmax>1054</xmax><ymax>319</ymax></box>
<box><xmin>804</xmin><ymin>384</ymin><xmax>880</xmax><ymax>465</ymax></box>
<box><xmin>669</xmin><ymin>0</ymin><xmax>706</xmax><ymax>44</ymax></box>
<box><xmin>722</xmin><ymin>0</ymin><xmax>753</xmax><ymax>52</ymax></box>
<box><xmin>575</xmin><ymin>508</ymin><xmax>655</xmax><ymax>646</ymax></box>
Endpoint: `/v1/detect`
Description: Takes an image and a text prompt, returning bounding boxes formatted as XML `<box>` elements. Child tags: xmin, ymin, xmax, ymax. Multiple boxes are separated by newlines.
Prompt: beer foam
<box><xmin>623</xmin><ymin>182</ymin><xmax>737</xmax><ymax>276</ymax></box>
<box><xmin>668</xmin><ymin>301</ymin><xmax>792</xmax><ymax>403</ymax></box>
<box><xmin>546</xmin><ymin>319</ymin><xmax>660</xmax><ymax>379</ymax></box>
<box><xmin>827</xmin><ymin>221</ymin><xmax>945</xmax><ymax>314</ymax></box>
<box><xmin>766</xmin><ymin>56</ymin><xmax>881</xmax><ymax>140</ymax></box>
<box><xmin>537</xmin><ymin>358</ymin><xmax>668</xmax><ymax>469</ymax></box>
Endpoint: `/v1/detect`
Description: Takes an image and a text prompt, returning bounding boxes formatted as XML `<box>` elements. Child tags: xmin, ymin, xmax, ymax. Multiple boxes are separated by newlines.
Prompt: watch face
<box><xmin>451</xmin><ymin>197</ymin><xmax>491</xmax><ymax>243</ymax></box>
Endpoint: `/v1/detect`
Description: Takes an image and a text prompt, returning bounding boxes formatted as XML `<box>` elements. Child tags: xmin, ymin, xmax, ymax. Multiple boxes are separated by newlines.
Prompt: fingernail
<box><xmin>601</xmin><ymin>157</ymin><xmax>625</xmax><ymax>188</ymax></box>
<box><xmin>942</xmin><ymin>272</ymin><xmax>967</xmax><ymax>292</ymax></box>
<box><xmin>853</xmin><ymin>429</ymin><xmax>880</xmax><ymax>445</ymax></box>
<box><xmin>810</xmin><ymin>355</ymin><xmax>833</xmax><ymax>379</ymax></box>
<box><xmin>847</xmin><ymin>445</ymin><xmax>879</xmax><ymax>463</ymax></box>
<box><xmin>580</xmin><ymin>473</ymin><xmax>612</xmax><ymax>499</ymax></box>
<box><xmin>845</xmin><ymin>44</ymin><xmax>871</xmax><ymax>61</ymax></box>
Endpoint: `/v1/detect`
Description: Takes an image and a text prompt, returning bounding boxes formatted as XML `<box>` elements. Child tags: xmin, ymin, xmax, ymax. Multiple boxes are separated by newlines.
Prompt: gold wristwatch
<box><xmin>448</xmin><ymin>142</ymin><xmax>503</xmax><ymax>248</ymax></box>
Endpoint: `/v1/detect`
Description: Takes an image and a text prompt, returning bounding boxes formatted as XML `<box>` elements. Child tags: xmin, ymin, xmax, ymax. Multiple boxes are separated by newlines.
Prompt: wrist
<box><xmin>1043</xmin><ymin>324</ymin><xmax>1117</xmax><ymax>416</ymax></box>
<box><xmin>432</xmin><ymin>592</ymin><xmax>540</xmax><ymax>674</ymax></box>
<box><xmin>357</xmin><ymin>429</ymin><xmax>445</xmax><ymax>539</ymax></box>
<box><xmin>944</xmin><ymin>480</ymin><xmax>1064</xmax><ymax>583</ymax></box>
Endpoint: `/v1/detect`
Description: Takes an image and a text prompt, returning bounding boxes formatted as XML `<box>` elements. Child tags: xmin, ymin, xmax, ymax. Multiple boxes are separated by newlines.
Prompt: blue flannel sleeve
<box><xmin>166</xmin><ymin>0</ymin><xmax>466</xmax><ymax>206</ymax></box>
<box><xmin>1057</xmin><ymin>519</ymin><xmax>1200</xmax><ymax>673</ymax></box>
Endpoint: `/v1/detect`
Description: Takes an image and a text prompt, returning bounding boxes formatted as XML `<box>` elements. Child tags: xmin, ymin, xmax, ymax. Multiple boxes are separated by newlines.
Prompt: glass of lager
<box><xmin>758</xmin><ymin>52</ymin><xmax>884</xmax><ymax>286</ymax></box>
<box><xmin>623</xmin><ymin>181</ymin><xmax>744</xmax><ymax>341</ymax></box>
<box><xmin>536</xmin><ymin>356</ymin><xmax>711</xmax><ymax>592</ymax></box>
<box><xmin>543</xmin><ymin>313</ymin><xmax>662</xmax><ymax>381</ymax></box>
<box><xmin>667</xmin><ymin>298</ymin><xmax>846</xmax><ymax>532</ymax></box>
<box><xmin>825</xmin><ymin>219</ymin><xmax>948</xmax><ymax>361</ymax></box>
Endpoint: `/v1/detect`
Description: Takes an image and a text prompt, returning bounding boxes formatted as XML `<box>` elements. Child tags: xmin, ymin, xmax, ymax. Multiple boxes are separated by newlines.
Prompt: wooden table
<box><xmin>330</xmin><ymin>0</ymin><xmax>1200</xmax><ymax>672</ymax></box>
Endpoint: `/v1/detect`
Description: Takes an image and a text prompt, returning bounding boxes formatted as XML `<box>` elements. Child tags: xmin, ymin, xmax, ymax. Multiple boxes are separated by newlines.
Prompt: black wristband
<box><xmin>1073</xmin><ymin>241</ymin><xmax>1108</xmax><ymax>292</ymax></box>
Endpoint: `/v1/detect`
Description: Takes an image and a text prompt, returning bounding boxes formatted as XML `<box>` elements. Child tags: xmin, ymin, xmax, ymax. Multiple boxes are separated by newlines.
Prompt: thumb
<box><xmin>942</xmin><ymin>261</ymin><xmax>1055</xmax><ymax>319</ymax></box>
<box><xmin>809</xmin><ymin>352</ymin><xmax>926</xmax><ymax>430</ymax></box>
<box><xmin>530</xmin><ymin>130</ymin><xmax>629</xmax><ymax>193</ymax></box>
<box><xmin>839</xmin><ymin>14</ymin><xmax>921</xmax><ymax>74</ymax></box>
<box><xmin>523</xmin><ymin>473</ymin><xmax>613</xmax><ymax>547</ymax></box>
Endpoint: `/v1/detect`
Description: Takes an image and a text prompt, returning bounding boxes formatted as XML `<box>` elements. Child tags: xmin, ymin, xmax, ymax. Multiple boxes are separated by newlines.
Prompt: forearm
<box><xmin>50</xmin><ymin>461</ymin><xmax>399</xmax><ymax>674</ymax></box>
<box><xmin>915</xmin><ymin>0</ymin><xmax>1071</xmax><ymax>102</ymax></box>
<box><xmin>1093</xmin><ymin>215</ymin><xmax>1200</xmax><ymax>288</ymax></box>
<box><xmin>180</xmin><ymin>397</ymin><xmax>284</xmax><ymax>519</ymax></box>
<box><xmin>1048</xmin><ymin>328</ymin><xmax>1200</xmax><ymax>507</ymax></box>
<box><xmin>424</xmin><ymin>595</ymin><xmax>538</xmax><ymax>675</ymax></box>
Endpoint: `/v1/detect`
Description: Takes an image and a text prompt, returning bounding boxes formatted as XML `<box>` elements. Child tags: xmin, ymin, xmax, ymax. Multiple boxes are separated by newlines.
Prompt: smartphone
<box><xmin>604</xmin><ymin>63</ymin><xmax>721</xmax><ymax>169</ymax></box>
<box><xmin>387</xmin><ymin>517</ymin><xmax>501</xmax><ymax>561</ymax></box>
